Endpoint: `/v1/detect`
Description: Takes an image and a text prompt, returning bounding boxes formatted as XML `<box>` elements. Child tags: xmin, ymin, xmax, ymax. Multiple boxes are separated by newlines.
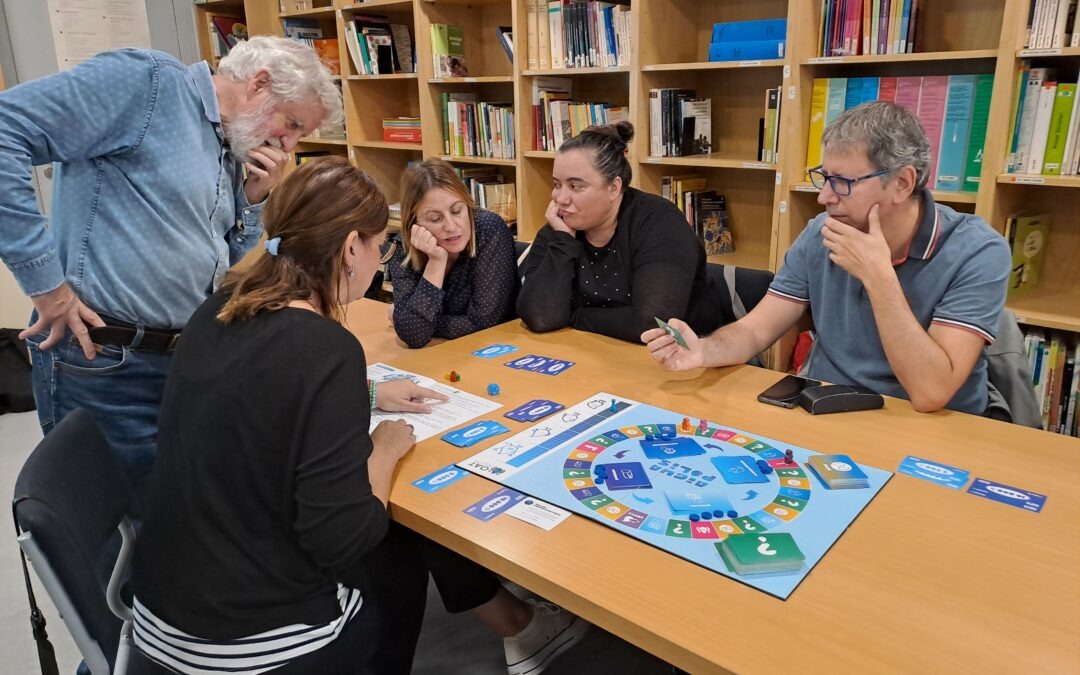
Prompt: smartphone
<box><xmin>757</xmin><ymin>374</ymin><xmax>823</xmax><ymax>408</ymax></box>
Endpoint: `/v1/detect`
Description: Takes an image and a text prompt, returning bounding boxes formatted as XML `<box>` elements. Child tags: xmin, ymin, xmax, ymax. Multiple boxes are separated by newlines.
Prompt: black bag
<box><xmin>0</xmin><ymin>328</ymin><xmax>35</xmax><ymax>414</ymax></box>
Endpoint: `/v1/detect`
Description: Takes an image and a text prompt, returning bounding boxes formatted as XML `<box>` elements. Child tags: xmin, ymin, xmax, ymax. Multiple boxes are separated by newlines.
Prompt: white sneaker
<box><xmin>503</xmin><ymin>599</ymin><xmax>589</xmax><ymax>675</ymax></box>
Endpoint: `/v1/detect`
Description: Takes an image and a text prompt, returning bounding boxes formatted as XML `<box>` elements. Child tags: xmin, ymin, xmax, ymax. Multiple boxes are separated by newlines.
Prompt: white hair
<box><xmin>218</xmin><ymin>35</ymin><xmax>343</xmax><ymax>127</ymax></box>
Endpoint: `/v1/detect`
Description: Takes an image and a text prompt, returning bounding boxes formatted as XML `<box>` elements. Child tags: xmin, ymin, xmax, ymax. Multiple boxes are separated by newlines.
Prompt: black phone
<box><xmin>757</xmin><ymin>374</ymin><xmax>823</xmax><ymax>408</ymax></box>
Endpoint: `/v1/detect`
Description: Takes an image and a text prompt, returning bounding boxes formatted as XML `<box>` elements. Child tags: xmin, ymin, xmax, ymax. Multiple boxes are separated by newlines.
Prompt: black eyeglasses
<box><xmin>807</xmin><ymin>165</ymin><xmax>891</xmax><ymax>196</ymax></box>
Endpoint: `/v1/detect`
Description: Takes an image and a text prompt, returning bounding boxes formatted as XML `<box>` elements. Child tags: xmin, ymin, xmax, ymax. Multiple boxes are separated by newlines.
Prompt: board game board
<box><xmin>459</xmin><ymin>393</ymin><xmax>892</xmax><ymax>599</ymax></box>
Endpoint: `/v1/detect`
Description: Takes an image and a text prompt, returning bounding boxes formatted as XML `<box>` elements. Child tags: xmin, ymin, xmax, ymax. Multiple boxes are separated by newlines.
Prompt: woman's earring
<box><xmin>347</xmin><ymin>266</ymin><xmax>355</xmax><ymax>278</ymax></box>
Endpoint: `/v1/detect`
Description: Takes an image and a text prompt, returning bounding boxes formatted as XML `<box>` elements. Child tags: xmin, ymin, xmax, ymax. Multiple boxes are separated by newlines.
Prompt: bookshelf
<box><xmin>225</xmin><ymin>0</ymin><xmax>1078</xmax><ymax>349</ymax></box>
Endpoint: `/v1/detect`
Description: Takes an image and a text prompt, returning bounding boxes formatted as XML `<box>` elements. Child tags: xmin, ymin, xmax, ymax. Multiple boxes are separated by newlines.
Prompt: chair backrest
<box><xmin>13</xmin><ymin>409</ymin><xmax>135</xmax><ymax>674</ymax></box>
<box><xmin>985</xmin><ymin>310</ymin><xmax>1042</xmax><ymax>428</ymax></box>
<box><xmin>706</xmin><ymin>263</ymin><xmax>774</xmax><ymax>326</ymax></box>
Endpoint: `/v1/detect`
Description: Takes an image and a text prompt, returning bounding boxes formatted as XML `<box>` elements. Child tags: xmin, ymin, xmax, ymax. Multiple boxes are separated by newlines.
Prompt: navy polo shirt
<box><xmin>769</xmin><ymin>190</ymin><xmax>1010</xmax><ymax>414</ymax></box>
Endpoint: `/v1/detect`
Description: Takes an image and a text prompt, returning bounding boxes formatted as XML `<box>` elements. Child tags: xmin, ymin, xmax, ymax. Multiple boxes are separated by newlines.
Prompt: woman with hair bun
<box><xmin>517</xmin><ymin>122</ymin><xmax>722</xmax><ymax>343</ymax></box>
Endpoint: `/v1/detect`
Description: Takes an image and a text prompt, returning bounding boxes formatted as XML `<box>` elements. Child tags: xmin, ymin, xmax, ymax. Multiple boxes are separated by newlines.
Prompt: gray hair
<box><xmin>821</xmin><ymin>101</ymin><xmax>931</xmax><ymax>193</ymax></box>
<box><xmin>218</xmin><ymin>35</ymin><xmax>344</xmax><ymax>128</ymax></box>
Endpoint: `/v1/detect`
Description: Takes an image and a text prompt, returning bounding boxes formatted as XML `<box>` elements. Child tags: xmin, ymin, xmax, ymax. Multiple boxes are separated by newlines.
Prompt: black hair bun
<box><xmin>611</xmin><ymin>120</ymin><xmax>634</xmax><ymax>144</ymax></box>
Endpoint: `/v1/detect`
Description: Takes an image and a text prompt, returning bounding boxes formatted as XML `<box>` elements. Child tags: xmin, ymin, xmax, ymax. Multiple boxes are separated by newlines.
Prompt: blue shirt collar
<box><xmin>902</xmin><ymin>189</ymin><xmax>941</xmax><ymax>262</ymax></box>
<box><xmin>188</xmin><ymin>60</ymin><xmax>221</xmax><ymax>125</ymax></box>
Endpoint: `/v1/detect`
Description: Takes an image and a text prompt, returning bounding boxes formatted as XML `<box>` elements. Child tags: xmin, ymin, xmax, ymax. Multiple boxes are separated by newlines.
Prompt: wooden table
<box><xmin>346</xmin><ymin>299</ymin><xmax>1080</xmax><ymax>674</ymax></box>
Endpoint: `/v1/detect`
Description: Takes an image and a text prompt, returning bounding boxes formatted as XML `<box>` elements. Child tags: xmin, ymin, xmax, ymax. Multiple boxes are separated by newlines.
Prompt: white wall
<box><xmin>0</xmin><ymin>0</ymin><xmax>199</xmax><ymax>328</ymax></box>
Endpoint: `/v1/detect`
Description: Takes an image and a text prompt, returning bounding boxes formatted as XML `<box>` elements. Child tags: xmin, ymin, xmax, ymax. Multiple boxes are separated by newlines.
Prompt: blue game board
<box><xmin>459</xmin><ymin>393</ymin><xmax>892</xmax><ymax>599</ymax></box>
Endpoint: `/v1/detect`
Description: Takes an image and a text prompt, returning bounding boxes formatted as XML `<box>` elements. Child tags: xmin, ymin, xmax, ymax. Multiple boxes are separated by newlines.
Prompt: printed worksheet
<box><xmin>367</xmin><ymin>363</ymin><xmax>501</xmax><ymax>441</ymax></box>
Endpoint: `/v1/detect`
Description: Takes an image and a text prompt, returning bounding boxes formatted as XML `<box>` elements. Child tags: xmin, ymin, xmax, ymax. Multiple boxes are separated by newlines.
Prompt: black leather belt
<box><xmin>89</xmin><ymin>316</ymin><xmax>181</xmax><ymax>353</ymax></box>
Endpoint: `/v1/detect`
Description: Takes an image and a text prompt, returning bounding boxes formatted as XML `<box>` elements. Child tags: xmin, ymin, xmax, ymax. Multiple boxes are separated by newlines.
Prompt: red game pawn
<box><xmin>698</xmin><ymin>418</ymin><xmax>708</xmax><ymax>433</ymax></box>
<box><xmin>784</xmin><ymin>449</ymin><xmax>794</xmax><ymax>465</ymax></box>
<box><xmin>445</xmin><ymin>370</ymin><xmax>460</xmax><ymax>383</ymax></box>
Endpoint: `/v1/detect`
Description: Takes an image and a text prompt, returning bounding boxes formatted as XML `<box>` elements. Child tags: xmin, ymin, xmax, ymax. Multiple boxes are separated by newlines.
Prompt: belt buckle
<box><xmin>166</xmin><ymin>333</ymin><xmax>180</xmax><ymax>351</ymax></box>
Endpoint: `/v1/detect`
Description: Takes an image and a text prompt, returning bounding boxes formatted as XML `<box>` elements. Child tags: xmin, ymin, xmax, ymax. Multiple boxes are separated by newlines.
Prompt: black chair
<box><xmin>13</xmin><ymin>409</ymin><xmax>136</xmax><ymax>675</ymax></box>
<box><xmin>706</xmin><ymin>262</ymin><xmax>774</xmax><ymax>325</ymax></box>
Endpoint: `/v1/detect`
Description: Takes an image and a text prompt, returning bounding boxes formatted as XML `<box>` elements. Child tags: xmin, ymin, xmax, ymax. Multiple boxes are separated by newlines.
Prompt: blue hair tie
<box><xmin>265</xmin><ymin>237</ymin><xmax>282</xmax><ymax>256</ymax></box>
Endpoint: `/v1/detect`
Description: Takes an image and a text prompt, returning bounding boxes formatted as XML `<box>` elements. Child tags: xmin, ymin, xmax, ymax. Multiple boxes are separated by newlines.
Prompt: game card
<box><xmin>967</xmin><ymin>478</ymin><xmax>1047</xmax><ymax>513</ymax></box>
<box><xmin>897</xmin><ymin>455</ymin><xmax>971</xmax><ymax>490</ymax></box>
<box><xmin>711</xmin><ymin>455</ymin><xmax>770</xmax><ymax>484</ymax></box>
<box><xmin>464</xmin><ymin>487</ymin><xmax>526</xmax><ymax>521</ymax></box>
<box><xmin>504</xmin><ymin>399</ymin><xmax>565</xmax><ymax>422</ymax></box>
<box><xmin>506</xmin><ymin>497</ymin><xmax>571</xmax><ymax>530</ymax></box>
<box><xmin>655</xmin><ymin>317</ymin><xmax>689</xmax><ymax>349</ymax></box>
<box><xmin>412</xmin><ymin>464</ymin><xmax>470</xmax><ymax>493</ymax></box>
<box><xmin>472</xmin><ymin>344</ymin><xmax>519</xmax><ymax>358</ymax></box>
<box><xmin>665</xmin><ymin>488</ymin><xmax>733</xmax><ymax>514</ymax></box>
<box><xmin>441</xmin><ymin>420</ymin><xmax>510</xmax><ymax>448</ymax></box>
<box><xmin>503</xmin><ymin>354</ymin><xmax>575</xmax><ymax>376</ymax></box>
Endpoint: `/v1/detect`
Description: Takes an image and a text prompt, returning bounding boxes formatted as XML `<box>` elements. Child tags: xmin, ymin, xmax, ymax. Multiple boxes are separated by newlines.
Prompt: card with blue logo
<box><xmin>711</xmin><ymin>456</ymin><xmax>770</xmax><ymax>484</ymax></box>
<box><xmin>898</xmin><ymin>455</ymin><xmax>971</xmax><ymax>490</ymax></box>
<box><xmin>464</xmin><ymin>487</ymin><xmax>526</xmax><ymax>521</ymax></box>
<box><xmin>504</xmin><ymin>354</ymin><xmax>575</xmax><ymax>376</ymax></box>
<box><xmin>966</xmin><ymin>478</ymin><xmax>1047</xmax><ymax>513</ymax></box>
<box><xmin>601</xmin><ymin>462</ymin><xmax>652</xmax><ymax>490</ymax></box>
<box><xmin>665</xmin><ymin>488</ymin><xmax>733</xmax><ymax>514</ymax></box>
<box><xmin>441</xmin><ymin>420</ymin><xmax>510</xmax><ymax>448</ymax></box>
<box><xmin>472</xmin><ymin>344</ymin><xmax>519</xmax><ymax>358</ymax></box>
<box><xmin>504</xmin><ymin>399</ymin><xmax>565</xmax><ymax>422</ymax></box>
<box><xmin>411</xmin><ymin>464</ymin><xmax>469</xmax><ymax>493</ymax></box>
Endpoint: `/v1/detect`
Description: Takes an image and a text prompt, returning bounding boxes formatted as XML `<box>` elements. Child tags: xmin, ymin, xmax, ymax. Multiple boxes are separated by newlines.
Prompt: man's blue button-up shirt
<box><xmin>0</xmin><ymin>48</ymin><xmax>263</xmax><ymax>328</ymax></box>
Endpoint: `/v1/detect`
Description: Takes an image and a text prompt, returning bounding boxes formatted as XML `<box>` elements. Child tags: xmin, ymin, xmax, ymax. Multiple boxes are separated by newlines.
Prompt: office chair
<box><xmin>13</xmin><ymin>408</ymin><xmax>136</xmax><ymax>675</ymax></box>
<box><xmin>706</xmin><ymin>263</ymin><xmax>774</xmax><ymax>325</ymax></box>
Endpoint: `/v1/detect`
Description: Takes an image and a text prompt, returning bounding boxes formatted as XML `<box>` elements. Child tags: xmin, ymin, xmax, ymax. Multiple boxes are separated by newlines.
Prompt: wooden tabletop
<box><xmin>346</xmin><ymin>299</ymin><xmax>1080</xmax><ymax>674</ymax></box>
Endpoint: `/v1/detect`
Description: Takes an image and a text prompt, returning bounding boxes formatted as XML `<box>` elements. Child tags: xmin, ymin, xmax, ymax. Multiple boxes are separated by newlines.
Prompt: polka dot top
<box><xmin>389</xmin><ymin>209</ymin><xmax>518</xmax><ymax>348</ymax></box>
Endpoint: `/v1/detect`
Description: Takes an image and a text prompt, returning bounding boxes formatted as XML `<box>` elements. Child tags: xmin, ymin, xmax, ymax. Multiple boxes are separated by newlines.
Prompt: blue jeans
<box><xmin>25</xmin><ymin>326</ymin><xmax>173</xmax><ymax>498</ymax></box>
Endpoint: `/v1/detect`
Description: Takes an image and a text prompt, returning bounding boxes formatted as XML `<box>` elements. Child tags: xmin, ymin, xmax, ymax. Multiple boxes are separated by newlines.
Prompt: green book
<box><xmin>1007</xmin><ymin>213</ymin><xmax>1050</xmax><ymax>297</ymax></box>
<box><xmin>716</xmin><ymin>532</ymin><xmax>805</xmax><ymax>575</ymax></box>
<box><xmin>962</xmin><ymin>74</ymin><xmax>994</xmax><ymax>192</ymax></box>
<box><xmin>1042</xmin><ymin>83</ymin><xmax>1077</xmax><ymax>175</ymax></box>
<box><xmin>430</xmin><ymin>23</ymin><xmax>449</xmax><ymax>76</ymax></box>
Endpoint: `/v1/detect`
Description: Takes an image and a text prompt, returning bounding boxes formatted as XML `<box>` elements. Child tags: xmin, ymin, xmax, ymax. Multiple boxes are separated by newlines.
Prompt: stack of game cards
<box><xmin>716</xmin><ymin>532</ymin><xmax>805</xmax><ymax>575</ymax></box>
<box><xmin>807</xmin><ymin>454</ymin><xmax>869</xmax><ymax>489</ymax></box>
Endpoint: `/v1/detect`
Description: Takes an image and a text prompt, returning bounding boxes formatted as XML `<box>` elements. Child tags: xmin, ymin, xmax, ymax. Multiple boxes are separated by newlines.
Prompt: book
<box><xmin>805</xmin><ymin>78</ymin><xmax>829</xmax><ymax>177</ymax></box>
<box><xmin>962</xmin><ymin>74</ymin><xmax>994</xmax><ymax>192</ymax></box>
<box><xmin>708</xmin><ymin>39</ymin><xmax>785</xmax><ymax>61</ymax></box>
<box><xmin>711</xmin><ymin>18</ymin><xmax>787</xmax><ymax>42</ymax></box>
<box><xmin>698</xmin><ymin>193</ymin><xmax>734</xmax><ymax>256</ymax></box>
<box><xmin>211</xmin><ymin>15</ymin><xmax>248</xmax><ymax>49</ymax></box>
<box><xmin>1042</xmin><ymin>82</ymin><xmax>1076</xmax><ymax>174</ymax></box>
<box><xmin>915</xmin><ymin>75</ymin><xmax>948</xmax><ymax>187</ymax></box>
<box><xmin>311</xmin><ymin>39</ymin><xmax>339</xmax><ymax>76</ymax></box>
<box><xmin>497</xmin><ymin>26</ymin><xmax>513</xmax><ymax>64</ymax></box>
<box><xmin>680</xmin><ymin>98</ymin><xmax>712</xmax><ymax>156</ymax></box>
<box><xmin>1007</xmin><ymin>213</ymin><xmax>1051</xmax><ymax>297</ymax></box>
<box><xmin>390</xmin><ymin>24</ymin><xmax>414</xmax><ymax>73</ymax></box>
<box><xmin>935</xmin><ymin>74</ymin><xmax>975</xmax><ymax>191</ymax></box>
<box><xmin>1025</xmin><ymin>82</ymin><xmax>1059</xmax><ymax>174</ymax></box>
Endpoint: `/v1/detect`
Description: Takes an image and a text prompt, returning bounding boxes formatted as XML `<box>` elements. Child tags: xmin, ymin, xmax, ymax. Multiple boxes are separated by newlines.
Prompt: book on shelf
<box><xmin>760</xmin><ymin>88</ymin><xmax>781</xmax><ymax>163</ymax></box>
<box><xmin>1004</xmin><ymin>213</ymin><xmax>1050</xmax><ymax>298</ymax></box>
<box><xmin>709</xmin><ymin>18</ymin><xmax>786</xmax><ymax>62</ymax></box>
<box><xmin>431</xmin><ymin>24</ymin><xmax>468</xmax><ymax>78</ymax></box>
<box><xmin>441</xmin><ymin>93</ymin><xmax>515</xmax><ymax>159</ymax></box>
<box><xmin>383</xmin><ymin>117</ymin><xmax>421</xmax><ymax>144</ymax></box>
<box><xmin>803</xmin><ymin>75</ymin><xmax>994</xmax><ymax>191</ymax></box>
<box><xmin>696</xmin><ymin>192</ymin><xmax>734</xmax><ymax>256</ymax></box>
<box><xmin>1021</xmin><ymin>327</ymin><xmax>1079</xmax><ymax>436</ymax></box>
<box><xmin>818</xmin><ymin>0</ymin><xmax>920</xmax><ymax>57</ymax></box>
<box><xmin>1024</xmin><ymin>0</ymin><xmax>1080</xmax><ymax>49</ymax></box>
<box><xmin>204</xmin><ymin>13</ymin><xmax>246</xmax><ymax>68</ymax></box>
<box><xmin>311</xmin><ymin>39</ymin><xmax>340</xmax><ymax>76</ymax></box>
<box><xmin>452</xmin><ymin>167</ymin><xmax>517</xmax><ymax>223</ymax></box>
<box><xmin>528</xmin><ymin>1</ymin><xmax>629</xmax><ymax>71</ymax></box>
<box><xmin>649</xmin><ymin>89</ymin><xmax>707</xmax><ymax>157</ymax></box>
<box><xmin>680</xmin><ymin>99</ymin><xmax>713</xmax><ymax>156</ymax></box>
<box><xmin>497</xmin><ymin>26</ymin><xmax>514</xmax><ymax>64</ymax></box>
<box><xmin>345</xmin><ymin>16</ymin><xmax>412</xmax><ymax>76</ymax></box>
<box><xmin>283</xmin><ymin>18</ymin><xmax>321</xmax><ymax>40</ymax></box>
<box><xmin>295</xmin><ymin>150</ymin><xmax>331</xmax><ymax>165</ymax></box>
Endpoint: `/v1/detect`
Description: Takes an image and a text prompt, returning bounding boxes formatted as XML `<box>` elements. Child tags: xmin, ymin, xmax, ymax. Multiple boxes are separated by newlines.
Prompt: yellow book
<box><xmin>805</xmin><ymin>78</ymin><xmax>829</xmax><ymax>180</ymax></box>
<box><xmin>527</xmin><ymin>0</ymin><xmax>539</xmax><ymax>70</ymax></box>
<box><xmin>536</xmin><ymin>0</ymin><xmax>550</xmax><ymax>70</ymax></box>
<box><xmin>890</xmin><ymin>0</ymin><xmax>904</xmax><ymax>54</ymax></box>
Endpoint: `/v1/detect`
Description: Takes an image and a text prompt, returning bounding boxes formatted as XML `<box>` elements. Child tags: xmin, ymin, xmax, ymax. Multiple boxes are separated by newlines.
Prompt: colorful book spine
<box><xmin>861</xmin><ymin>76</ymin><xmax>880</xmax><ymax>104</ymax></box>
<box><xmin>962</xmin><ymin>73</ymin><xmax>994</xmax><ymax>192</ymax></box>
<box><xmin>1042</xmin><ymin>82</ymin><xmax>1076</xmax><ymax>174</ymax></box>
<box><xmin>1026</xmin><ymin>82</ymin><xmax>1059</xmax><ymax>174</ymax></box>
<box><xmin>916</xmin><ymin>75</ymin><xmax>949</xmax><ymax>188</ymax></box>
<box><xmin>825</xmin><ymin>77</ymin><xmax>848</xmax><ymax>127</ymax></box>
<box><xmin>806</xmin><ymin>78</ymin><xmax>830</xmax><ymax>177</ymax></box>
<box><xmin>935</xmin><ymin>74</ymin><xmax>976</xmax><ymax>191</ymax></box>
<box><xmin>894</xmin><ymin>75</ymin><xmax>922</xmax><ymax>113</ymax></box>
<box><xmin>844</xmin><ymin>77</ymin><xmax>864</xmax><ymax>110</ymax></box>
<box><xmin>878</xmin><ymin>76</ymin><xmax>898</xmax><ymax>102</ymax></box>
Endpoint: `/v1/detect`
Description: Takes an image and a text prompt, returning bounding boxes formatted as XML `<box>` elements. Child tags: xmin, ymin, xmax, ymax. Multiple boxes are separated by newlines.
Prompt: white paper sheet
<box><xmin>367</xmin><ymin>363</ymin><xmax>501</xmax><ymax>442</ymax></box>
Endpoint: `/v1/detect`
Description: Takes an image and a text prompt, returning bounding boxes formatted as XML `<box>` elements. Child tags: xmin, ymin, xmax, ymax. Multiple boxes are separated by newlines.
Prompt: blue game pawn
<box><xmin>726</xmin><ymin>510</ymin><xmax>738</xmax><ymax>519</ymax></box>
<box><xmin>610</xmin><ymin>399</ymin><xmax>617</xmax><ymax>412</ymax></box>
<box><xmin>712</xmin><ymin>510</ymin><xmax>724</xmax><ymax>519</ymax></box>
<box><xmin>700</xmin><ymin>511</ymin><xmax>712</xmax><ymax>520</ymax></box>
<box><xmin>689</xmin><ymin>514</ymin><xmax>700</xmax><ymax>522</ymax></box>
<box><xmin>487</xmin><ymin>383</ymin><xmax>500</xmax><ymax>396</ymax></box>
<box><xmin>595</xmin><ymin>476</ymin><xmax>605</xmax><ymax>484</ymax></box>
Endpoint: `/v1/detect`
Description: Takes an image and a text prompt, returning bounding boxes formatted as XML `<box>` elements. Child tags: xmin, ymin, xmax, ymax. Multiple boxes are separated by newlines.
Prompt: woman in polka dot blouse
<box><xmin>518</xmin><ymin>122</ymin><xmax>722</xmax><ymax>343</ymax></box>
<box><xmin>389</xmin><ymin>159</ymin><xmax>518</xmax><ymax>348</ymax></box>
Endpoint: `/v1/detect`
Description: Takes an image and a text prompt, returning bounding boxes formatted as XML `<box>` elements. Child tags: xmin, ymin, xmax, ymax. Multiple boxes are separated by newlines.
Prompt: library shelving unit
<box><xmin>224</xmin><ymin>0</ymin><xmax>1079</xmax><ymax>360</ymax></box>
<box><xmin>193</xmin><ymin>0</ymin><xmax>251</xmax><ymax>68</ymax></box>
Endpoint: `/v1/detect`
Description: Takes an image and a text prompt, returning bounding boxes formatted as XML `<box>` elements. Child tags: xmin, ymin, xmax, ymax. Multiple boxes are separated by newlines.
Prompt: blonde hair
<box><xmin>217</xmin><ymin>157</ymin><xmax>388</xmax><ymax>324</ymax></box>
<box><xmin>398</xmin><ymin>159</ymin><xmax>478</xmax><ymax>271</ymax></box>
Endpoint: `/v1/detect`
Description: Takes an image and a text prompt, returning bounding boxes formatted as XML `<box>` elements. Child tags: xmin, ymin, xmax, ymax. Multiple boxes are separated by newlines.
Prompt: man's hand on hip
<box><xmin>20</xmin><ymin>283</ymin><xmax>104</xmax><ymax>359</ymax></box>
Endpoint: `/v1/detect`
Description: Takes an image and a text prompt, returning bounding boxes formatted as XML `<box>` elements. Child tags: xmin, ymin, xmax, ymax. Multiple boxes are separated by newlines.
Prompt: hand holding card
<box><xmin>655</xmin><ymin>317</ymin><xmax>689</xmax><ymax>349</ymax></box>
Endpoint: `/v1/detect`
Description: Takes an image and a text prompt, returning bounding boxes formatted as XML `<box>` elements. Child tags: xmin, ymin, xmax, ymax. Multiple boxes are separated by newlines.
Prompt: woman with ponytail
<box><xmin>518</xmin><ymin>122</ymin><xmax>722</xmax><ymax>343</ymax></box>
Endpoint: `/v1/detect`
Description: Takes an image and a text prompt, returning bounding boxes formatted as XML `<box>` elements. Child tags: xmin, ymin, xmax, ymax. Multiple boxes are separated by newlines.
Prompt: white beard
<box><xmin>223</xmin><ymin>98</ymin><xmax>278</xmax><ymax>162</ymax></box>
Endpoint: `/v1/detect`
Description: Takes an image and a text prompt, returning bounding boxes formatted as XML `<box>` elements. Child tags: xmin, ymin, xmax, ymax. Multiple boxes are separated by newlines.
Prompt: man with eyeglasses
<box><xmin>643</xmin><ymin>101</ymin><xmax>1010</xmax><ymax>416</ymax></box>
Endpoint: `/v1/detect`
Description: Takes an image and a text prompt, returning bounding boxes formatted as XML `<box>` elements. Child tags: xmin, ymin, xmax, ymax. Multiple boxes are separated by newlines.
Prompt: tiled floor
<box><xmin>0</xmin><ymin>410</ymin><xmax>673</xmax><ymax>674</ymax></box>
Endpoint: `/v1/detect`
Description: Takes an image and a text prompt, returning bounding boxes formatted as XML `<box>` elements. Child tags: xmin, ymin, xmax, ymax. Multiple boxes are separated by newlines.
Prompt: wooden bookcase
<box><xmin>217</xmin><ymin>0</ymin><xmax>1080</xmax><ymax>349</ymax></box>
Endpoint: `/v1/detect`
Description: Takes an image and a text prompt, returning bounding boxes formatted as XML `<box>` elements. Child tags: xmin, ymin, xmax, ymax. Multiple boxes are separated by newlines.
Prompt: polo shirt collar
<box><xmin>892</xmin><ymin>189</ymin><xmax>941</xmax><ymax>265</ymax></box>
